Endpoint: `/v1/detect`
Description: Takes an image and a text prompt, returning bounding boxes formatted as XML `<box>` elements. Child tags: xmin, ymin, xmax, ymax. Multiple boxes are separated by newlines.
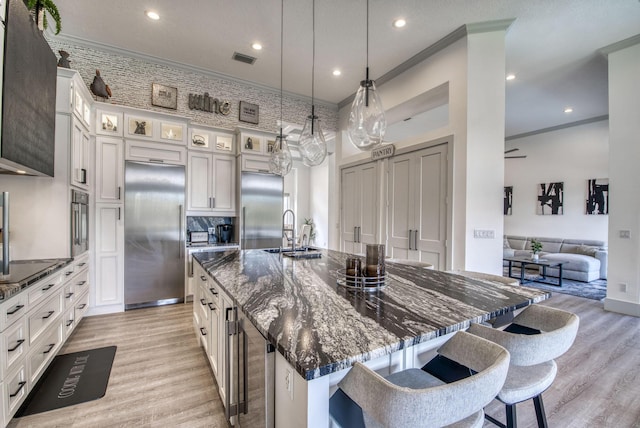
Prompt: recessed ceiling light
<box><xmin>506</xmin><ymin>74</ymin><xmax>516</xmax><ymax>81</ymax></box>
<box><xmin>252</xmin><ymin>43</ymin><xmax>263</xmax><ymax>51</ymax></box>
<box><xmin>16</xmin><ymin>169</ymin><xmax>26</xmax><ymax>174</ymax></box>
<box><xmin>564</xmin><ymin>107</ymin><xmax>573</xmax><ymax>113</ymax></box>
<box><xmin>393</xmin><ymin>18</ymin><xmax>406</xmax><ymax>28</ymax></box>
<box><xmin>145</xmin><ymin>10</ymin><xmax>160</xmax><ymax>20</ymax></box>
<box><xmin>332</xmin><ymin>69</ymin><xmax>341</xmax><ymax>76</ymax></box>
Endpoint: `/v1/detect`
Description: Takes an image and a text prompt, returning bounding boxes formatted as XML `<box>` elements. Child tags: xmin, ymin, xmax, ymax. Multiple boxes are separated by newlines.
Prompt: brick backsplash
<box><xmin>47</xmin><ymin>38</ymin><xmax>338</xmax><ymax>134</ymax></box>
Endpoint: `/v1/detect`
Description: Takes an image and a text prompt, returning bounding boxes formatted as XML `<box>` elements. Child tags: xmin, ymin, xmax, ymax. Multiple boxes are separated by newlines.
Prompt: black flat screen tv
<box><xmin>1</xmin><ymin>0</ymin><xmax>57</xmax><ymax>176</ymax></box>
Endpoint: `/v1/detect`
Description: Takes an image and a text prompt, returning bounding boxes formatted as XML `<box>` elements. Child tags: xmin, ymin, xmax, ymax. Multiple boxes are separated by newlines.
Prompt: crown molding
<box><xmin>599</xmin><ymin>34</ymin><xmax>640</xmax><ymax>56</ymax></box>
<box><xmin>338</xmin><ymin>19</ymin><xmax>516</xmax><ymax>109</ymax></box>
<box><xmin>49</xmin><ymin>33</ymin><xmax>338</xmax><ymax>111</ymax></box>
<box><xmin>505</xmin><ymin>115</ymin><xmax>609</xmax><ymax>141</ymax></box>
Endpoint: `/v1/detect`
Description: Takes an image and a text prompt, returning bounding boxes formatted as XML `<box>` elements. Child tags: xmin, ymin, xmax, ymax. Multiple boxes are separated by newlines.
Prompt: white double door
<box><xmin>341</xmin><ymin>163</ymin><xmax>379</xmax><ymax>255</ymax></box>
<box><xmin>387</xmin><ymin>143</ymin><xmax>448</xmax><ymax>269</ymax></box>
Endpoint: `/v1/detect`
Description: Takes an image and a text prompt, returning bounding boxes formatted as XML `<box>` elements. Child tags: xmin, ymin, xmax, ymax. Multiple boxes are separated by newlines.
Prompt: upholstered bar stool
<box><xmin>329</xmin><ymin>331</ymin><xmax>510</xmax><ymax>428</ymax></box>
<box><xmin>467</xmin><ymin>304</ymin><xmax>579</xmax><ymax>428</ymax></box>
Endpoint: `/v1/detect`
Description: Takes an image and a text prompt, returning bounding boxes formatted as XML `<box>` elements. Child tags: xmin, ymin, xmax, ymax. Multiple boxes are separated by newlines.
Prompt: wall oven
<box><xmin>71</xmin><ymin>189</ymin><xmax>89</xmax><ymax>257</ymax></box>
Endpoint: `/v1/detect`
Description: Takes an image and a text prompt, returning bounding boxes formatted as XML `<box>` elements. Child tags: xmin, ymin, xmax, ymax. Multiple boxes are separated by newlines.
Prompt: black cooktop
<box><xmin>0</xmin><ymin>260</ymin><xmax>66</xmax><ymax>285</ymax></box>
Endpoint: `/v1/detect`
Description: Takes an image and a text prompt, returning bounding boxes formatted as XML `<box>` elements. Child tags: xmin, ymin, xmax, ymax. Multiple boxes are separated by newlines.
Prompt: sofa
<box><xmin>503</xmin><ymin>235</ymin><xmax>607</xmax><ymax>282</ymax></box>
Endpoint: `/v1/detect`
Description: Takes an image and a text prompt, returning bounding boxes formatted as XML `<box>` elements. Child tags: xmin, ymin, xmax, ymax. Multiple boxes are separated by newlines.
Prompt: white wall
<box><xmin>504</xmin><ymin>120</ymin><xmax>609</xmax><ymax>242</ymax></box>
<box><xmin>310</xmin><ymin>157</ymin><xmax>330</xmax><ymax>248</ymax></box>
<box><xmin>605</xmin><ymin>40</ymin><xmax>640</xmax><ymax>316</ymax></box>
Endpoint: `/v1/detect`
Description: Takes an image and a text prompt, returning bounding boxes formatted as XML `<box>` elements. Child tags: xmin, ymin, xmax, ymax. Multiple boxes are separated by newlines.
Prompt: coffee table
<box><xmin>503</xmin><ymin>256</ymin><xmax>565</xmax><ymax>287</ymax></box>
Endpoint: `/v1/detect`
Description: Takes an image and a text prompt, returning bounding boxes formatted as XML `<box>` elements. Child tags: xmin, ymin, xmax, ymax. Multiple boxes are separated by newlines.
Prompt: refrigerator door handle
<box><xmin>179</xmin><ymin>205</ymin><xmax>184</xmax><ymax>259</ymax></box>
<box><xmin>242</xmin><ymin>207</ymin><xmax>247</xmax><ymax>249</ymax></box>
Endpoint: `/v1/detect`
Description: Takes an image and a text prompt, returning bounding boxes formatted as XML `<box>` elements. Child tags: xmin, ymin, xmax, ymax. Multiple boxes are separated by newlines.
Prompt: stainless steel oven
<box><xmin>71</xmin><ymin>189</ymin><xmax>89</xmax><ymax>257</ymax></box>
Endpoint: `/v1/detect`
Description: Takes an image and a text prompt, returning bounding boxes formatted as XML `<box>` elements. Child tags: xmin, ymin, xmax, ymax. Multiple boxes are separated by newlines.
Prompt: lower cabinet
<box><xmin>0</xmin><ymin>256</ymin><xmax>90</xmax><ymax>427</ymax></box>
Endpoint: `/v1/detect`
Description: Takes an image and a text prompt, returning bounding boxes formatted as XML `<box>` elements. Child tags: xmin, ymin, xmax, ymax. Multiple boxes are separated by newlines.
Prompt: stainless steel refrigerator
<box><xmin>240</xmin><ymin>172</ymin><xmax>283</xmax><ymax>249</ymax></box>
<box><xmin>124</xmin><ymin>161</ymin><xmax>185</xmax><ymax>309</ymax></box>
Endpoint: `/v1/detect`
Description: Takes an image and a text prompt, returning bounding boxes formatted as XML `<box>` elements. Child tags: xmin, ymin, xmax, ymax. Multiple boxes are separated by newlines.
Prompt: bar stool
<box><xmin>329</xmin><ymin>331</ymin><xmax>510</xmax><ymax>427</ymax></box>
<box><xmin>467</xmin><ymin>304</ymin><xmax>579</xmax><ymax>428</ymax></box>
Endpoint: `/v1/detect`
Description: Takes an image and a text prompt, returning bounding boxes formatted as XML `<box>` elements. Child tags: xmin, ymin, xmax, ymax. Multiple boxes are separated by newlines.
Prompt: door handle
<box><xmin>81</xmin><ymin>168</ymin><xmax>87</xmax><ymax>184</ymax></box>
<box><xmin>354</xmin><ymin>226</ymin><xmax>357</xmax><ymax>243</ymax></box>
<box><xmin>242</xmin><ymin>207</ymin><xmax>247</xmax><ymax>249</ymax></box>
<box><xmin>117</xmin><ymin>186</ymin><xmax>121</xmax><ymax>200</ymax></box>
<box><xmin>414</xmin><ymin>229</ymin><xmax>419</xmax><ymax>251</ymax></box>
<box><xmin>9</xmin><ymin>381</ymin><xmax>26</xmax><ymax>398</ymax></box>
<box><xmin>118</xmin><ymin>207</ymin><xmax>121</xmax><ymax>221</ymax></box>
<box><xmin>179</xmin><ymin>205</ymin><xmax>184</xmax><ymax>259</ymax></box>
<box><xmin>8</xmin><ymin>339</ymin><xmax>25</xmax><ymax>352</ymax></box>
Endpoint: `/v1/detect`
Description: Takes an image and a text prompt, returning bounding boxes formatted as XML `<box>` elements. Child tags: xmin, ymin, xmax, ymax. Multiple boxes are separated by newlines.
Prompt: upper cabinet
<box><xmin>186</xmin><ymin>152</ymin><xmax>236</xmax><ymax>216</ymax></box>
<box><xmin>57</xmin><ymin>69</ymin><xmax>93</xmax><ymax>190</ymax></box>
<box><xmin>189</xmin><ymin>126</ymin><xmax>235</xmax><ymax>154</ymax></box>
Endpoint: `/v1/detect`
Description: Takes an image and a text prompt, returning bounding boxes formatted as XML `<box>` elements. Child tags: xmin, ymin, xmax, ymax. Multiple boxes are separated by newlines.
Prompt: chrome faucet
<box><xmin>283</xmin><ymin>209</ymin><xmax>295</xmax><ymax>252</ymax></box>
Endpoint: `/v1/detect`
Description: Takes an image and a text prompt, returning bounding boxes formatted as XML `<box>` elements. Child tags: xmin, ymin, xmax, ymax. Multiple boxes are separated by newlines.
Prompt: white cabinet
<box><xmin>95</xmin><ymin>137</ymin><xmax>124</xmax><ymax>204</ymax></box>
<box><xmin>125</xmin><ymin>140</ymin><xmax>187</xmax><ymax>165</ymax></box>
<box><xmin>57</xmin><ymin>68</ymin><xmax>93</xmax><ymax>191</ymax></box>
<box><xmin>341</xmin><ymin>162</ymin><xmax>379</xmax><ymax>254</ymax></box>
<box><xmin>0</xmin><ymin>259</ymin><xmax>90</xmax><ymax>427</ymax></box>
<box><xmin>187</xmin><ymin>152</ymin><xmax>236</xmax><ymax>215</ymax></box>
<box><xmin>94</xmin><ymin>204</ymin><xmax>124</xmax><ymax>311</ymax></box>
<box><xmin>189</xmin><ymin>127</ymin><xmax>235</xmax><ymax>153</ymax></box>
<box><xmin>70</xmin><ymin>118</ymin><xmax>91</xmax><ymax>190</ymax></box>
<box><xmin>387</xmin><ymin>145</ymin><xmax>448</xmax><ymax>269</ymax></box>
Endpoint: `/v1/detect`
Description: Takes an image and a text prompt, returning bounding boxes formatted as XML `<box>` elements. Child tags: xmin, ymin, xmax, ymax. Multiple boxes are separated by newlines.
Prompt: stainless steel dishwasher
<box><xmin>225</xmin><ymin>306</ymin><xmax>275</xmax><ymax>427</ymax></box>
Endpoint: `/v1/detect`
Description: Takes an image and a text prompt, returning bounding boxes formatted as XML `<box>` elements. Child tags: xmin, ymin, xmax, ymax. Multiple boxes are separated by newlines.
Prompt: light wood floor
<box><xmin>8</xmin><ymin>303</ymin><xmax>230</xmax><ymax>428</ymax></box>
<box><xmin>8</xmin><ymin>294</ymin><xmax>640</xmax><ymax>427</ymax></box>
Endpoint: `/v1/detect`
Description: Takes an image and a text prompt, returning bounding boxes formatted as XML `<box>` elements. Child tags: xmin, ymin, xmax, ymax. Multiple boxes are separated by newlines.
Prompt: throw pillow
<box><xmin>576</xmin><ymin>245</ymin><xmax>598</xmax><ymax>257</ymax></box>
<box><xmin>503</xmin><ymin>238</ymin><xmax>511</xmax><ymax>249</ymax></box>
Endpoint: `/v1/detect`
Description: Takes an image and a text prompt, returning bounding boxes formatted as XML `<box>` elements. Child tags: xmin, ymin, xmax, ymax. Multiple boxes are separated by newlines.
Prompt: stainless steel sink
<box><xmin>263</xmin><ymin>247</ymin><xmax>321</xmax><ymax>259</ymax></box>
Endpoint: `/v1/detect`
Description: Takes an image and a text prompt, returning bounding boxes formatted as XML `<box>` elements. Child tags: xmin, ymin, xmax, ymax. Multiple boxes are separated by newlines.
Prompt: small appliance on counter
<box><xmin>217</xmin><ymin>224</ymin><xmax>233</xmax><ymax>244</ymax></box>
<box><xmin>188</xmin><ymin>231</ymin><xmax>209</xmax><ymax>245</ymax></box>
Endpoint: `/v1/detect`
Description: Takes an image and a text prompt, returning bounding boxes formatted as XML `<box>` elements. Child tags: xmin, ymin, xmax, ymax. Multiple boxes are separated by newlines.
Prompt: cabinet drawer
<box><xmin>240</xmin><ymin>154</ymin><xmax>270</xmax><ymax>173</ymax></box>
<box><xmin>63</xmin><ymin>283</ymin><xmax>76</xmax><ymax>310</ymax></box>
<box><xmin>28</xmin><ymin>322</ymin><xmax>63</xmax><ymax>385</ymax></box>
<box><xmin>61</xmin><ymin>263</ymin><xmax>76</xmax><ymax>281</ymax></box>
<box><xmin>1</xmin><ymin>317</ymin><xmax>28</xmax><ymax>378</ymax></box>
<box><xmin>0</xmin><ymin>293</ymin><xmax>28</xmax><ymax>332</ymax></box>
<box><xmin>74</xmin><ymin>291</ymin><xmax>89</xmax><ymax>322</ymax></box>
<box><xmin>3</xmin><ymin>363</ymin><xmax>28</xmax><ymax>424</ymax></box>
<box><xmin>28</xmin><ymin>291</ymin><xmax>63</xmax><ymax>346</ymax></box>
<box><xmin>63</xmin><ymin>307</ymin><xmax>75</xmax><ymax>338</ymax></box>
<box><xmin>74</xmin><ymin>253</ymin><xmax>89</xmax><ymax>272</ymax></box>
<box><xmin>27</xmin><ymin>271</ymin><xmax>63</xmax><ymax>308</ymax></box>
<box><xmin>73</xmin><ymin>269</ymin><xmax>89</xmax><ymax>294</ymax></box>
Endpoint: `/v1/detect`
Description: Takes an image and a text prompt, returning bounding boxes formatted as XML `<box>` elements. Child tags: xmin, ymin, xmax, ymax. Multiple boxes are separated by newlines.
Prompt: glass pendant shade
<box><xmin>348</xmin><ymin>78</ymin><xmax>386</xmax><ymax>150</ymax></box>
<box><xmin>299</xmin><ymin>114</ymin><xmax>327</xmax><ymax>166</ymax></box>
<box><xmin>269</xmin><ymin>134</ymin><xmax>293</xmax><ymax>176</ymax></box>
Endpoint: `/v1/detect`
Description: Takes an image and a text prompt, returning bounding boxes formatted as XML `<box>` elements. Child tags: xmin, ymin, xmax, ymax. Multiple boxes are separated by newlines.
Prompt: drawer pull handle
<box><xmin>9</xmin><ymin>381</ymin><xmax>26</xmax><ymax>398</ymax></box>
<box><xmin>42</xmin><ymin>310</ymin><xmax>55</xmax><ymax>319</ymax></box>
<box><xmin>199</xmin><ymin>327</ymin><xmax>207</xmax><ymax>336</ymax></box>
<box><xmin>8</xmin><ymin>339</ymin><xmax>25</xmax><ymax>352</ymax></box>
<box><xmin>65</xmin><ymin>271</ymin><xmax>74</xmax><ymax>276</ymax></box>
<box><xmin>77</xmin><ymin>281</ymin><xmax>87</xmax><ymax>286</ymax></box>
<box><xmin>208</xmin><ymin>302</ymin><xmax>216</xmax><ymax>311</ymax></box>
<box><xmin>42</xmin><ymin>284</ymin><xmax>55</xmax><ymax>291</ymax></box>
<box><xmin>200</xmin><ymin>275</ymin><xmax>207</xmax><ymax>282</ymax></box>
<box><xmin>7</xmin><ymin>305</ymin><xmax>24</xmax><ymax>315</ymax></box>
<box><xmin>43</xmin><ymin>343</ymin><xmax>56</xmax><ymax>354</ymax></box>
<box><xmin>66</xmin><ymin>320</ymin><xmax>74</xmax><ymax>327</ymax></box>
<box><xmin>200</xmin><ymin>298</ymin><xmax>206</xmax><ymax>306</ymax></box>
<box><xmin>77</xmin><ymin>303</ymin><xmax>87</xmax><ymax>310</ymax></box>
<box><xmin>78</xmin><ymin>262</ymin><xmax>86</xmax><ymax>267</ymax></box>
<box><xmin>209</xmin><ymin>288</ymin><xmax>218</xmax><ymax>295</ymax></box>
<box><xmin>65</xmin><ymin>292</ymin><xmax>74</xmax><ymax>299</ymax></box>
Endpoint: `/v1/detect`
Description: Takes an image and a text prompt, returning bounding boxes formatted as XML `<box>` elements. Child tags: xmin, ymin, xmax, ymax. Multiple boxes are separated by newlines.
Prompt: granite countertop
<box><xmin>0</xmin><ymin>258</ymin><xmax>73</xmax><ymax>301</ymax></box>
<box><xmin>194</xmin><ymin>249</ymin><xmax>550</xmax><ymax>380</ymax></box>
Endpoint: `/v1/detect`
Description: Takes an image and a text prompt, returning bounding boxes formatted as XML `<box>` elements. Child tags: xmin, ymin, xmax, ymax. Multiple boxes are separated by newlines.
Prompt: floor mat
<box><xmin>16</xmin><ymin>346</ymin><xmax>117</xmax><ymax>417</ymax></box>
<box><xmin>503</xmin><ymin>267</ymin><xmax>607</xmax><ymax>301</ymax></box>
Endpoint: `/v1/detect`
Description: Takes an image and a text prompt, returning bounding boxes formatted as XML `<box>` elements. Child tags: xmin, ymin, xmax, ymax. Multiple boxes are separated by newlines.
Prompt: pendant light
<box><xmin>298</xmin><ymin>0</ymin><xmax>327</xmax><ymax>167</ymax></box>
<box><xmin>269</xmin><ymin>0</ymin><xmax>293</xmax><ymax>176</ymax></box>
<box><xmin>347</xmin><ymin>0</ymin><xmax>386</xmax><ymax>151</ymax></box>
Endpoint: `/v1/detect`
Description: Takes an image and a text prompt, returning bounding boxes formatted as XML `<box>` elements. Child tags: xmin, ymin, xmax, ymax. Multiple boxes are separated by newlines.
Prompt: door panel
<box><xmin>387</xmin><ymin>155</ymin><xmax>413</xmax><ymax>258</ymax></box>
<box><xmin>341</xmin><ymin>167</ymin><xmax>359</xmax><ymax>250</ymax></box>
<box><xmin>359</xmin><ymin>164</ymin><xmax>378</xmax><ymax>246</ymax></box>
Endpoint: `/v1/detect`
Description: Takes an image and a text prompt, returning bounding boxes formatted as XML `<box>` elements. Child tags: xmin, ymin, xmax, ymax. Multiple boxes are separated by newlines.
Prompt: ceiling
<box><xmin>51</xmin><ymin>0</ymin><xmax>640</xmax><ymax>138</ymax></box>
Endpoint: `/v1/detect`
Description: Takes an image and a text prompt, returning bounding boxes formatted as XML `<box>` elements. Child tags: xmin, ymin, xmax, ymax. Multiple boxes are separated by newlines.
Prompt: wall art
<box><xmin>96</xmin><ymin>110</ymin><xmax>121</xmax><ymax>136</ymax></box>
<box><xmin>152</xmin><ymin>83</ymin><xmax>178</xmax><ymax>110</ymax></box>
<box><xmin>239</xmin><ymin>101</ymin><xmax>259</xmax><ymax>124</ymax></box>
<box><xmin>504</xmin><ymin>186</ymin><xmax>513</xmax><ymax>215</ymax></box>
<box><xmin>537</xmin><ymin>182</ymin><xmax>563</xmax><ymax>215</ymax></box>
<box><xmin>128</xmin><ymin>118</ymin><xmax>153</xmax><ymax>137</ymax></box>
<box><xmin>586</xmin><ymin>178</ymin><xmax>609</xmax><ymax>215</ymax></box>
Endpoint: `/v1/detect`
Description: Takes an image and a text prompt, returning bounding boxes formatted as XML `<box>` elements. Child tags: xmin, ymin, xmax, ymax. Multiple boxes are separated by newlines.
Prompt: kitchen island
<box><xmin>194</xmin><ymin>249</ymin><xmax>549</xmax><ymax>428</ymax></box>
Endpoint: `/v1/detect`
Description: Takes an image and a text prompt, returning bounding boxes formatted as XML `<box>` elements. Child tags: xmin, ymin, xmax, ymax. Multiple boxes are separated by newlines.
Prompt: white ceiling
<box><xmin>51</xmin><ymin>0</ymin><xmax>640</xmax><ymax>138</ymax></box>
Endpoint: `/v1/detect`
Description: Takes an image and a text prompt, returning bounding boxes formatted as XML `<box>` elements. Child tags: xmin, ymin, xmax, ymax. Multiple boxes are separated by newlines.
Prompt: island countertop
<box><xmin>194</xmin><ymin>249</ymin><xmax>549</xmax><ymax>380</ymax></box>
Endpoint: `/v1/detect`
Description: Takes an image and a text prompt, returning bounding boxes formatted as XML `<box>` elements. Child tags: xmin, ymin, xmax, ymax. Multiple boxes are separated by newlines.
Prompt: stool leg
<box><xmin>533</xmin><ymin>395</ymin><xmax>548</xmax><ymax>428</ymax></box>
<box><xmin>506</xmin><ymin>403</ymin><xmax>517</xmax><ymax>428</ymax></box>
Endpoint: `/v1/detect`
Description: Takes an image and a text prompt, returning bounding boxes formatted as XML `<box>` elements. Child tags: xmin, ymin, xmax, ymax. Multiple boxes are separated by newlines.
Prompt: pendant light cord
<box><xmin>366</xmin><ymin>0</ymin><xmax>369</xmax><ymax>70</ymax></box>
<box><xmin>311</xmin><ymin>0</ymin><xmax>316</xmax><ymax>133</ymax></box>
<box><xmin>279</xmin><ymin>0</ymin><xmax>284</xmax><ymax>145</ymax></box>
